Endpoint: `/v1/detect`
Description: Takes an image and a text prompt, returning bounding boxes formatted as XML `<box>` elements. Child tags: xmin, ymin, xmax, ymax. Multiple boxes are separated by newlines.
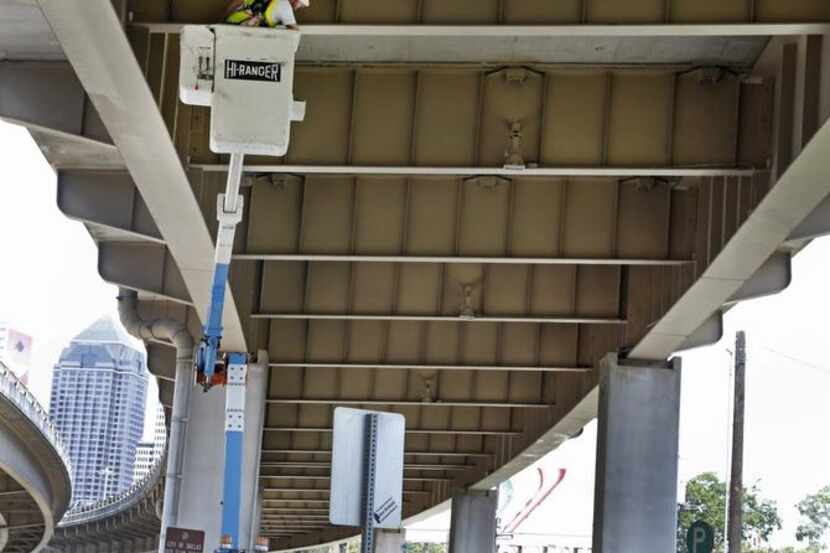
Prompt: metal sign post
<box><xmin>360</xmin><ymin>413</ymin><xmax>379</xmax><ymax>553</ymax></box>
<box><xmin>330</xmin><ymin>407</ymin><xmax>405</xmax><ymax>553</ymax></box>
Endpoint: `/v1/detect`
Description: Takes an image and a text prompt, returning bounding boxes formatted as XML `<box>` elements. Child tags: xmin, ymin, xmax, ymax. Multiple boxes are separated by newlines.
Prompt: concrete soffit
<box><xmin>37</xmin><ymin>0</ymin><xmax>247</xmax><ymax>351</ymax></box>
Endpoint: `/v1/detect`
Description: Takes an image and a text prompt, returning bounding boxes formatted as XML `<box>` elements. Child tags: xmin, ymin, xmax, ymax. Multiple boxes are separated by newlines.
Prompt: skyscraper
<box><xmin>49</xmin><ymin>316</ymin><xmax>148</xmax><ymax>504</ymax></box>
<box><xmin>132</xmin><ymin>442</ymin><xmax>155</xmax><ymax>482</ymax></box>
<box><xmin>133</xmin><ymin>404</ymin><xmax>166</xmax><ymax>482</ymax></box>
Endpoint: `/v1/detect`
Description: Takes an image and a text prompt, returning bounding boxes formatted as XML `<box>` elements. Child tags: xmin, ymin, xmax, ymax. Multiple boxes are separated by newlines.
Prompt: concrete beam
<box><xmin>98</xmin><ymin>243</ymin><xmax>192</xmax><ymax>305</ymax></box>
<box><xmin>237</xmin><ymin>253</ymin><xmax>691</xmax><ymax>267</ymax></box>
<box><xmin>260</xmin><ymin>475</ymin><xmax>448</xmax><ymax>483</ymax></box>
<box><xmin>265</xmin><ymin>398</ymin><xmax>550</xmax><ymax>409</ymax></box>
<box><xmin>630</xmin><ymin>88</ymin><xmax>830</xmax><ymax>359</ymax></box>
<box><xmin>789</xmin><ymin>193</ymin><xmax>830</xmax><ymax>241</ymax></box>
<box><xmin>38</xmin><ymin>0</ymin><xmax>247</xmax><ymax>352</ymax></box>
<box><xmin>674</xmin><ymin>253</ymin><xmax>791</xmax><ymax>352</ymax></box>
<box><xmin>0</xmin><ymin>2</ymin><xmax>64</xmax><ymax>61</ymax></box>
<box><xmin>0</xmin><ymin>61</ymin><xmax>84</xmax><ymax>134</ymax></box>
<box><xmin>131</xmin><ymin>23</ymin><xmax>830</xmax><ymax>66</ymax></box>
<box><xmin>58</xmin><ymin>170</ymin><xmax>163</xmax><ymax>243</ymax></box>
<box><xmin>0</xmin><ymin>61</ymin><xmax>121</xmax><ymax>168</ymax></box>
<box><xmin>261</xmin><ymin>461</ymin><xmax>470</xmax><ymax>471</ymax></box>
<box><xmin>146</xmin><ymin>344</ymin><xmax>176</xmax><ymax>382</ymax></box>
<box><xmin>794</xmin><ymin>35</ymin><xmax>824</xmax><ymax>156</ymax></box>
<box><xmin>728</xmin><ymin>252</ymin><xmax>792</xmax><ymax>302</ymax></box>
<box><xmin>268</xmin><ymin>362</ymin><xmax>587</xmax><ymax>373</ymax></box>
<box><xmin>254</xmin><ymin>312</ymin><xmax>625</xmax><ymax>325</ymax></box>
<box><xmin>629</xmin><ymin>37</ymin><xmax>825</xmax><ymax>360</ymax></box>
<box><xmin>265</xmin><ymin>426</ymin><xmax>519</xmax><ymax>436</ymax></box>
<box><xmin>677</xmin><ymin>312</ymin><xmax>723</xmax><ymax>352</ymax></box>
<box><xmin>200</xmin><ymin>164</ymin><xmax>756</xmax><ymax>178</ymax></box>
<box><xmin>135</xmin><ymin>300</ymin><xmax>201</xmax><ymax>344</ymax></box>
<box><xmin>773</xmin><ymin>43</ymin><xmax>799</xmax><ymax>181</ymax></box>
<box><xmin>136</xmin><ymin>24</ymin><xmax>830</xmax><ymax>37</ymax></box>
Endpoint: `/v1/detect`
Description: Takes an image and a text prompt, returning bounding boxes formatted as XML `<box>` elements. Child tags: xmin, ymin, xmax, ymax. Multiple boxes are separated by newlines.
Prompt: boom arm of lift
<box><xmin>194</xmin><ymin>153</ymin><xmax>245</xmax><ymax>389</ymax></box>
<box><xmin>194</xmin><ymin>153</ymin><xmax>249</xmax><ymax>551</ymax></box>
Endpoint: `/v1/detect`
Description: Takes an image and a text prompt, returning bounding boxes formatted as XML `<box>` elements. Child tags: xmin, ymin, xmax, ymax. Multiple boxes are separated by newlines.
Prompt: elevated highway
<box><xmin>49</xmin><ymin>458</ymin><xmax>164</xmax><ymax>553</ymax></box>
<box><xmin>0</xmin><ymin>363</ymin><xmax>71</xmax><ymax>553</ymax></box>
<box><xmin>4</xmin><ymin>0</ymin><xmax>830</xmax><ymax>551</ymax></box>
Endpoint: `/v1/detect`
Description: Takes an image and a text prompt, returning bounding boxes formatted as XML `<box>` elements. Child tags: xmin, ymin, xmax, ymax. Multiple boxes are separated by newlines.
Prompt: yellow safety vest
<box><xmin>225</xmin><ymin>0</ymin><xmax>281</xmax><ymax>27</ymax></box>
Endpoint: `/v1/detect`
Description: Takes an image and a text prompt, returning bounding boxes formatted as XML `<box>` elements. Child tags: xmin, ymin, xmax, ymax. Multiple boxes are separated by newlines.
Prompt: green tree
<box><xmin>796</xmin><ymin>485</ymin><xmax>830</xmax><ymax>550</ymax></box>
<box><xmin>677</xmin><ymin>472</ymin><xmax>782</xmax><ymax>552</ymax></box>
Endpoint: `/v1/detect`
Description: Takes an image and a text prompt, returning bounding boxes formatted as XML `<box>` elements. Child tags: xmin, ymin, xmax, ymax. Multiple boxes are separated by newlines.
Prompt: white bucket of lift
<box><xmin>179</xmin><ymin>25</ymin><xmax>305</xmax><ymax>157</ymax></box>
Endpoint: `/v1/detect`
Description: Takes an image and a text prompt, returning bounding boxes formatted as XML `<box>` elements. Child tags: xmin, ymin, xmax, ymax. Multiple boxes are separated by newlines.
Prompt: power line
<box><xmin>410</xmin><ymin>529</ymin><xmax>590</xmax><ymax>539</ymax></box>
<box><xmin>754</xmin><ymin>346</ymin><xmax>830</xmax><ymax>375</ymax></box>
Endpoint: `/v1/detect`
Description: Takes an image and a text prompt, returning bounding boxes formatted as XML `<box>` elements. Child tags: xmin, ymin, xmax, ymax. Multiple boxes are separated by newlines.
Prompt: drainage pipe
<box><xmin>117</xmin><ymin>289</ymin><xmax>193</xmax><ymax>553</ymax></box>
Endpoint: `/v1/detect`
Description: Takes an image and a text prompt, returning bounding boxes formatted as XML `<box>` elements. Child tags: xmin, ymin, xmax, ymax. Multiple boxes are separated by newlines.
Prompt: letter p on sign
<box><xmin>687</xmin><ymin>521</ymin><xmax>714</xmax><ymax>553</ymax></box>
<box><xmin>693</xmin><ymin>528</ymin><xmax>706</xmax><ymax>546</ymax></box>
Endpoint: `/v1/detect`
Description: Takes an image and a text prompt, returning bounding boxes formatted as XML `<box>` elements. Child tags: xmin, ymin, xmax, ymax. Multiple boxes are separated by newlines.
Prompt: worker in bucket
<box><xmin>225</xmin><ymin>0</ymin><xmax>309</xmax><ymax>30</ymax></box>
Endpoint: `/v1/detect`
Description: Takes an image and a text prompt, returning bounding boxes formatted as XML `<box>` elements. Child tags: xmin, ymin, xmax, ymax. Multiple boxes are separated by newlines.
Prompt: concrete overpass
<box><xmin>5</xmin><ymin>0</ymin><xmax>830</xmax><ymax>551</ymax></box>
<box><xmin>0</xmin><ymin>363</ymin><xmax>72</xmax><ymax>553</ymax></box>
<box><xmin>48</xmin><ymin>458</ymin><xmax>164</xmax><ymax>553</ymax></box>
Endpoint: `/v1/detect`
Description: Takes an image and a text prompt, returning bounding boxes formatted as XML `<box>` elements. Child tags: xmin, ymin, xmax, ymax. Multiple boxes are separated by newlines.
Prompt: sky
<box><xmin>0</xmin><ymin>119</ymin><xmax>159</xmax><ymax>440</ymax></box>
<box><xmin>408</xmin><ymin>215</ymin><xmax>830</xmax><ymax>549</ymax></box>
<box><xmin>2</xmin><ymin>117</ymin><xmax>830</xmax><ymax>548</ymax></box>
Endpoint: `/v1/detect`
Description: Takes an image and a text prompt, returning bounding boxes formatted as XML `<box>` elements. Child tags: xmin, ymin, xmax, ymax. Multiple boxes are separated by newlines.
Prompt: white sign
<box><xmin>0</xmin><ymin>327</ymin><xmax>32</xmax><ymax>384</ymax></box>
<box><xmin>329</xmin><ymin>407</ymin><xmax>405</xmax><ymax>529</ymax></box>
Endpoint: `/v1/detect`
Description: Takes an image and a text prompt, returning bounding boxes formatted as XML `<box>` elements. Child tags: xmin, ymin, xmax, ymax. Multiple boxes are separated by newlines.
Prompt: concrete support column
<box><xmin>448</xmin><ymin>490</ymin><xmax>498</xmax><ymax>553</ymax></box>
<box><xmin>375</xmin><ymin>529</ymin><xmax>406</xmax><ymax>553</ymax></box>
<box><xmin>241</xmin><ymin>350</ymin><xmax>268</xmax><ymax>550</ymax></box>
<box><xmin>592</xmin><ymin>353</ymin><xmax>682</xmax><ymax>553</ymax></box>
<box><xmin>174</xmin><ymin>351</ymin><xmax>268</xmax><ymax>550</ymax></box>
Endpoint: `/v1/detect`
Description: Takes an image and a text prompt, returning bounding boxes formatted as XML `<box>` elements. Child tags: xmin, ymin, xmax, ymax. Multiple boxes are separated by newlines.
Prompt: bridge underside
<box><xmin>50</xmin><ymin>485</ymin><xmax>162</xmax><ymax>553</ymax></box>
<box><xmin>0</xmin><ymin>364</ymin><xmax>71</xmax><ymax>553</ymax></box>
<box><xmin>0</xmin><ymin>475</ymin><xmax>45</xmax><ymax>553</ymax></box>
<box><xmin>5</xmin><ymin>0</ymin><xmax>830</xmax><ymax>550</ymax></box>
<box><xmin>128</xmin><ymin>0</ymin><xmax>830</xmax><ymax>24</ymax></box>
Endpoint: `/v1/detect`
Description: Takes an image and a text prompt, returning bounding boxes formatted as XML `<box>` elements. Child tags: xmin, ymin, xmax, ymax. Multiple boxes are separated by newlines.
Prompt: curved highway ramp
<box><xmin>48</xmin><ymin>460</ymin><xmax>164</xmax><ymax>553</ymax></box>
<box><xmin>0</xmin><ymin>363</ymin><xmax>71</xmax><ymax>553</ymax></box>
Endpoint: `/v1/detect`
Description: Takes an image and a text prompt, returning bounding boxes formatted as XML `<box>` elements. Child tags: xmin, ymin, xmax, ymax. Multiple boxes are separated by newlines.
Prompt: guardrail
<box><xmin>0</xmin><ymin>361</ymin><xmax>72</xmax><ymax>478</ymax></box>
<box><xmin>59</xmin><ymin>452</ymin><xmax>165</xmax><ymax>526</ymax></box>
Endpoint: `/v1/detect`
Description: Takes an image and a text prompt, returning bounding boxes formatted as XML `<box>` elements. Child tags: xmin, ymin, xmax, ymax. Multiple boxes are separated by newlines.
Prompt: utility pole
<box><xmin>727</xmin><ymin>331</ymin><xmax>746</xmax><ymax>553</ymax></box>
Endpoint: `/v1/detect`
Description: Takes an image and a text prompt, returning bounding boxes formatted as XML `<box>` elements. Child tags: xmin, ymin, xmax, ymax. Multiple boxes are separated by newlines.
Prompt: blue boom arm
<box><xmin>194</xmin><ymin>153</ymin><xmax>245</xmax><ymax>389</ymax></box>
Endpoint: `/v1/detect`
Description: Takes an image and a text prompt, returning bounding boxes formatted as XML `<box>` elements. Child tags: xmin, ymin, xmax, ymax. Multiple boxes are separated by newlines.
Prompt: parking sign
<box><xmin>687</xmin><ymin>521</ymin><xmax>715</xmax><ymax>553</ymax></box>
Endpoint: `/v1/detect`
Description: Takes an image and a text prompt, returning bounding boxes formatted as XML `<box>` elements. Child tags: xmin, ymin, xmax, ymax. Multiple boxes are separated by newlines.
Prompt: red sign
<box><xmin>164</xmin><ymin>527</ymin><xmax>205</xmax><ymax>553</ymax></box>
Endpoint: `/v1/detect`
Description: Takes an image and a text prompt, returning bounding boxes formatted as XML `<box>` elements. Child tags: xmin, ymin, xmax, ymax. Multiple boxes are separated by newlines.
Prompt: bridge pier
<box><xmin>172</xmin><ymin>353</ymin><xmax>267</xmax><ymax>550</ymax></box>
<box><xmin>375</xmin><ymin>529</ymin><xmax>406</xmax><ymax>553</ymax></box>
<box><xmin>592</xmin><ymin>353</ymin><xmax>682</xmax><ymax>553</ymax></box>
<box><xmin>448</xmin><ymin>490</ymin><xmax>498</xmax><ymax>553</ymax></box>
